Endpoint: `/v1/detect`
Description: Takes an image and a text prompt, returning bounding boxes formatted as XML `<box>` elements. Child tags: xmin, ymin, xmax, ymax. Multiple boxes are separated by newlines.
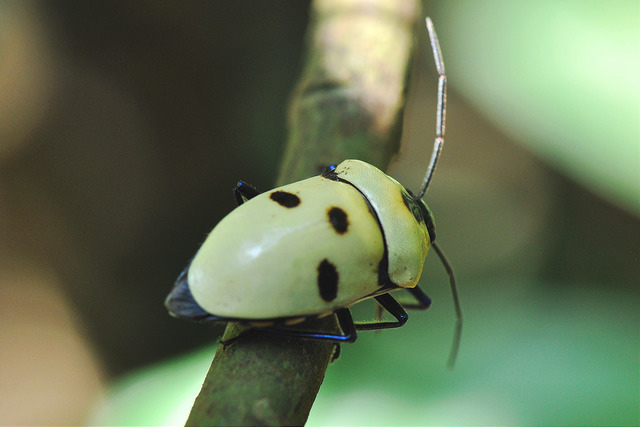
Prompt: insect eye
<box><xmin>401</xmin><ymin>191</ymin><xmax>424</xmax><ymax>223</ymax></box>
<box><xmin>411</xmin><ymin>203</ymin><xmax>424</xmax><ymax>223</ymax></box>
<box><xmin>402</xmin><ymin>189</ymin><xmax>437</xmax><ymax>243</ymax></box>
<box><xmin>419</xmin><ymin>200</ymin><xmax>437</xmax><ymax>244</ymax></box>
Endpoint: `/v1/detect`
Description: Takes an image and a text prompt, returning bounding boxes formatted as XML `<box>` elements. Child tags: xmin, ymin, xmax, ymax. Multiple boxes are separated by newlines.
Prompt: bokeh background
<box><xmin>1</xmin><ymin>0</ymin><xmax>637</xmax><ymax>425</ymax></box>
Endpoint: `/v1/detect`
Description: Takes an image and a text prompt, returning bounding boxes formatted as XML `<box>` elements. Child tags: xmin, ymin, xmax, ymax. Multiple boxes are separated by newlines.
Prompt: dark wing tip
<box><xmin>165</xmin><ymin>265</ymin><xmax>220</xmax><ymax>323</ymax></box>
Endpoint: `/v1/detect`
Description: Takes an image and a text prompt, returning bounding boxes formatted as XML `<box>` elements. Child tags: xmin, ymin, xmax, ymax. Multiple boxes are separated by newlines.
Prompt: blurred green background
<box><xmin>0</xmin><ymin>0</ymin><xmax>637</xmax><ymax>425</ymax></box>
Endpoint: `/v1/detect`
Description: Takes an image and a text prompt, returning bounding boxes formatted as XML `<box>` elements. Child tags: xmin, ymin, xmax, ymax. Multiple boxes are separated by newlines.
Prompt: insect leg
<box><xmin>400</xmin><ymin>286</ymin><xmax>432</xmax><ymax>310</ymax></box>
<box><xmin>356</xmin><ymin>293</ymin><xmax>408</xmax><ymax>330</ymax></box>
<box><xmin>244</xmin><ymin>309</ymin><xmax>358</xmax><ymax>343</ymax></box>
<box><xmin>374</xmin><ymin>287</ymin><xmax>429</xmax><ymax>320</ymax></box>
<box><xmin>234</xmin><ymin>181</ymin><xmax>260</xmax><ymax>206</ymax></box>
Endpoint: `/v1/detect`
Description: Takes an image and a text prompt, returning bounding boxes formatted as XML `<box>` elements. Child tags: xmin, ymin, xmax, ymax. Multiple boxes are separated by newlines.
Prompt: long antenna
<box><xmin>431</xmin><ymin>242</ymin><xmax>462</xmax><ymax>369</ymax></box>
<box><xmin>417</xmin><ymin>17</ymin><xmax>447</xmax><ymax>199</ymax></box>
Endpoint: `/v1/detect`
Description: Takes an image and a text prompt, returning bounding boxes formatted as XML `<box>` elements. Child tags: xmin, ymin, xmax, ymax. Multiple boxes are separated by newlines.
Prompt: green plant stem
<box><xmin>185</xmin><ymin>0</ymin><xmax>420</xmax><ymax>425</ymax></box>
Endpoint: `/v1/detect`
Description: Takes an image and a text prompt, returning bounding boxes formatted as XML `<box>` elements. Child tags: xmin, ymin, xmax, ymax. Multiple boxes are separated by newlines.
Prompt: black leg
<box><xmin>356</xmin><ymin>293</ymin><xmax>408</xmax><ymax>331</ymax></box>
<box><xmin>234</xmin><ymin>181</ymin><xmax>260</xmax><ymax>206</ymax></box>
<box><xmin>259</xmin><ymin>309</ymin><xmax>357</xmax><ymax>342</ymax></box>
<box><xmin>402</xmin><ymin>286</ymin><xmax>432</xmax><ymax>310</ymax></box>
<box><xmin>220</xmin><ymin>295</ymin><xmax>413</xmax><ymax>348</ymax></box>
<box><xmin>222</xmin><ymin>309</ymin><xmax>358</xmax><ymax>344</ymax></box>
<box><xmin>375</xmin><ymin>286</ymin><xmax>431</xmax><ymax>320</ymax></box>
<box><xmin>330</xmin><ymin>343</ymin><xmax>341</xmax><ymax>362</ymax></box>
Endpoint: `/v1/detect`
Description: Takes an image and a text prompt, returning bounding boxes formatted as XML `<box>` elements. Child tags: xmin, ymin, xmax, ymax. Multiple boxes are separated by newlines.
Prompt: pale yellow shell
<box><xmin>333</xmin><ymin>160</ymin><xmax>431</xmax><ymax>288</ymax></box>
<box><xmin>188</xmin><ymin>159</ymin><xmax>431</xmax><ymax>320</ymax></box>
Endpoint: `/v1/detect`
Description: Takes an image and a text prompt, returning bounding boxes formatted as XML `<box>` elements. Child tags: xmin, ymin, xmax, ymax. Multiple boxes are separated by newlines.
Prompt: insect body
<box><xmin>170</xmin><ymin>159</ymin><xmax>432</xmax><ymax>320</ymax></box>
<box><xmin>165</xmin><ymin>18</ymin><xmax>462</xmax><ymax>365</ymax></box>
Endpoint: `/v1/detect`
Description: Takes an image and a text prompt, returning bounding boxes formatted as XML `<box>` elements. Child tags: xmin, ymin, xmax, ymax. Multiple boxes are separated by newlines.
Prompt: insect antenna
<box><xmin>417</xmin><ymin>17</ymin><xmax>447</xmax><ymax>199</ymax></box>
<box><xmin>418</xmin><ymin>19</ymin><xmax>461</xmax><ymax>367</ymax></box>
<box><xmin>431</xmin><ymin>242</ymin><xmax>462</xmax><ymax>368</ymax></box>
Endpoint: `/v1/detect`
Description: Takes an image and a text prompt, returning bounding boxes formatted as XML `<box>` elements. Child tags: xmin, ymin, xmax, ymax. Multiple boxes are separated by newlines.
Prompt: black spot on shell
<box><xmin>328</xmin><ymin>207</ymin><xmax>349</xmax><ymax>234</ymax></box>
<box><xmin>269</xmin><ymin>191</ymin><xmax>300</xmax><ymax>208</ymax></box>
<box><xmin>317</xmin><ymin>259</ymin><xmax>338</xmax><ymax>302</ymax></box>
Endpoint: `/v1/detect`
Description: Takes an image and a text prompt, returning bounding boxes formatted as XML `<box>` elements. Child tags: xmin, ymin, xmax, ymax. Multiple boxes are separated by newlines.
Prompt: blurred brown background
<box><xmin>1</xmin><ymin>1</ymin><xmax>310</xmax><ymax>423</ymax></box>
